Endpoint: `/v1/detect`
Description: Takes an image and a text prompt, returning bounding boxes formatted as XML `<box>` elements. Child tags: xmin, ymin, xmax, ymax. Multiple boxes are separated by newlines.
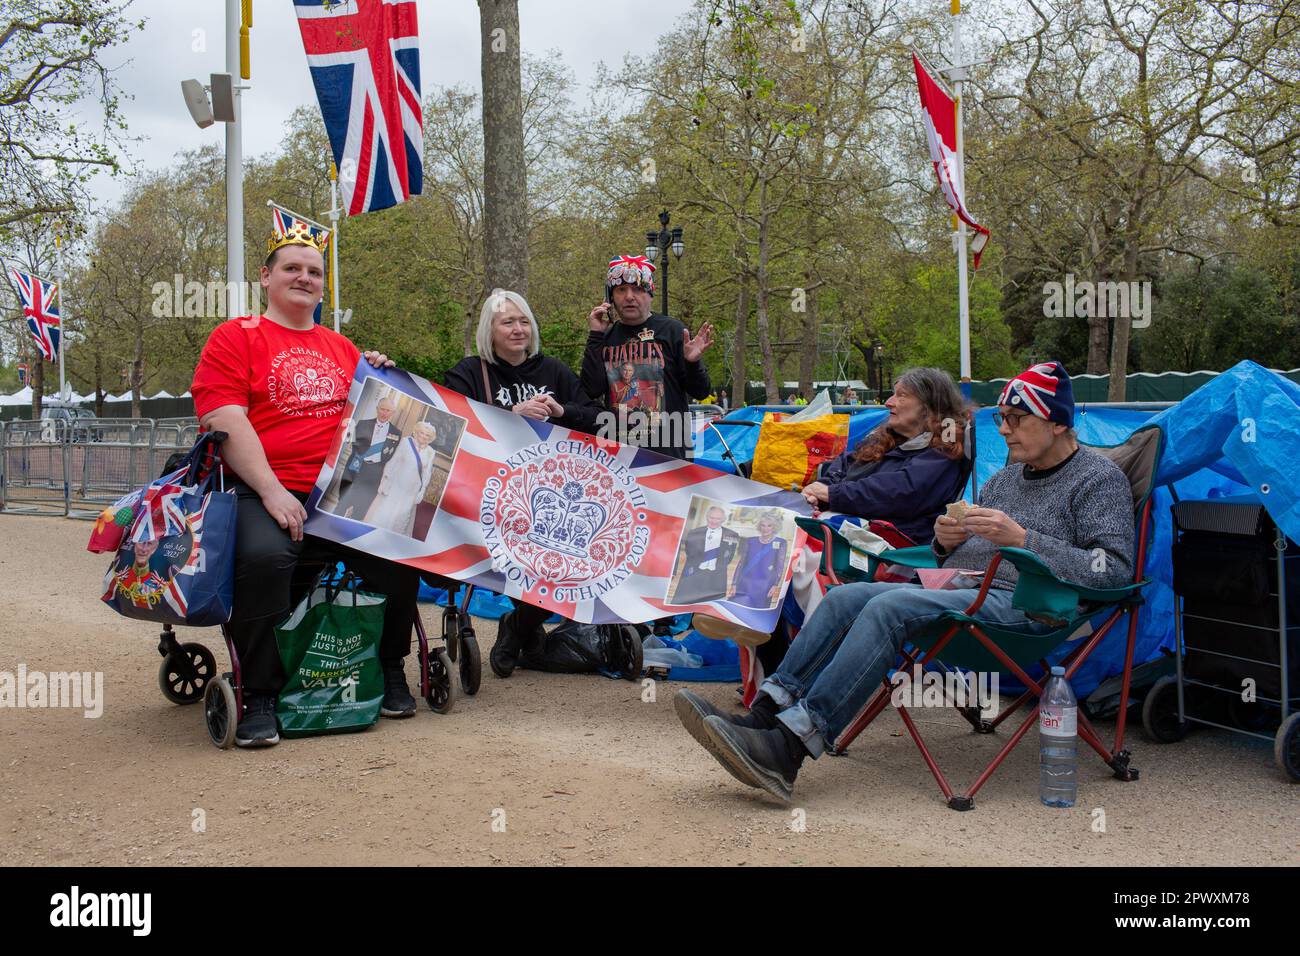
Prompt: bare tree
<box><xmin>975</xmin><ymin>0</ymin><xmax>1299</xmax><ymax>397</ymax></box>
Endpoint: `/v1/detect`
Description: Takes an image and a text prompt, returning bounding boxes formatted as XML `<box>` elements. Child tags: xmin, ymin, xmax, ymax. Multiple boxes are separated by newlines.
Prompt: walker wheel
<box><xmin>158</xmin><ymin>642</ymin><xmax>216</xmax><ymax>705</ymax></box>
<box><xmin>203</xmin><ymin>675</ymin><xmax>238</xmax><ymax>749</ymax></box>
<box><xmin>617</xmin><ymin>625</ymin><xmax>643</xmax><ymax>682</ymax></box>
<box><xmin>442</xmin><ymin>607</ymin><xmax>459</xmax><ymax>662</ymax></box>
<box><xmin>1141</xmin><ymin>675</ymin><xmax>1188</xmax><ymax>743</ymax></box>
<box><xmin>458</xmin><ymin>626</ymin><xmax>481</xmax><ymax>696</ymax></box>
<box><xmin>1275</xmin><ymin>712</ymin><xmax>1300</xmax><ymax>782</ymax></box>
<box><xmin>425</xmin><ymin>648</ymin><xmax>456</xmax><ymax>714</ymax></box>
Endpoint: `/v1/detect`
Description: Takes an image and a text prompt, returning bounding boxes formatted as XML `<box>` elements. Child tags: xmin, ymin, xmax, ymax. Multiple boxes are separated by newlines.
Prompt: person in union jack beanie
<box><xmin>674</xmin><ymin>360</ymin><xmax>1137</xmax><ymax>801</ymax></box>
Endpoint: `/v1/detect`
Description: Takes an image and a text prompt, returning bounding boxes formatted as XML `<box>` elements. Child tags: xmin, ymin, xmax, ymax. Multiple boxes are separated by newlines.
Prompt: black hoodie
<box><xmin>444</xmin><ymin>352</ymin><xmax>601</xmax><ymax>434</ymax></box>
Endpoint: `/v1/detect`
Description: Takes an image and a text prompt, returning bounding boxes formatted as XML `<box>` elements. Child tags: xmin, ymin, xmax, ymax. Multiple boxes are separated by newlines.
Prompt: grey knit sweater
<box><xmin>934</xmin><ymin>446</ymin><xmax>1135</xmax><ymax>592</ymax></box>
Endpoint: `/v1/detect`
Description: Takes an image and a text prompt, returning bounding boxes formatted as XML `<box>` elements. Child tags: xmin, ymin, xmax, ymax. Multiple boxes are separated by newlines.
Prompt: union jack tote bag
<box><xmin>99</xmin><ymin>431</ymin><xmax>237</xmax><ymax>627</ymax></box>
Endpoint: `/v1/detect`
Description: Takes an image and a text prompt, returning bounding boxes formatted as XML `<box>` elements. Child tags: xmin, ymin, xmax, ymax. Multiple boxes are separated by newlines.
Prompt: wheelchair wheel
<box><xmin>158</xmin><ymin>642</ymin><xmax>216</xmax><ymax>705</ymax></box>
<box><xmin>1275</xmin><ymin>713</ymin><xmax>1300</xmax><ymax>782</ymax></box>
<box><xmin>458</xmin><ymin>626</ymin><xmax>482</xmax><ymax>696</ymax></box>
<box><xmin>425</xmin><ymin>648</ymin><xmax>456</xmax><ymax>714</ymax></box>
<box><xmin>1142</xmin><ymin>675</ymin><xmax>1188</xmax><ymax>744</ymax></box>
<box><xmin>616</xmin><ymin>625</ymin><xmax>642</xmax><ymax>682</ymax></box>
<box><xmin>203</xmin><ymin>675</ymin><xmax>238</xmax><ymax>749</ymax></box>
<box><xmin>441</xmin><ymin>607</ymin><xmax>459</xmax><ymax>662</ymax></box>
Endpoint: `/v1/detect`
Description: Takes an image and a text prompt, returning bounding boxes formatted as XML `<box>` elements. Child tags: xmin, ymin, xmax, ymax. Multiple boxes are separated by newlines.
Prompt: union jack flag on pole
<box><xmin>270</xmin><ymin>203</ymin><xmax>332</xmax><ymax>249</ymax></box>
<box><xmin>914</xmin><ymin>51</ymin><xmax>989</xmax><ymax>268</ymax></box>
<box><xmin>292</xmin><ymin>0</ymin><xmax>423</xmax><ymax>216</ymax></box>
<box><xmin>6</xmin><ymin>267</ymin><xmax>61</xmax><ymax>361</ymax></box>
<box><xmin>304</xmin><ymin>364</ymin><xmax>811</xmax><ymax>630</ymax></box>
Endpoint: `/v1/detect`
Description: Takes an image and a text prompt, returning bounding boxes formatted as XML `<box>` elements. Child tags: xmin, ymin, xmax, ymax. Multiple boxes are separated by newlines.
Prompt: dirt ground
<box><xmin>1</xmin><ymin>514</ymin><xmax>1295</xmax><ymax>867</ymax></box>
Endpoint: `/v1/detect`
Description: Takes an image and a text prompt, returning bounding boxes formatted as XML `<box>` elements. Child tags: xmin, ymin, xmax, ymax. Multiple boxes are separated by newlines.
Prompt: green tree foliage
<box><xmin>0</xmin><ymin>0</ymin><xmax>139</xmax><ymax>239</ymax></box>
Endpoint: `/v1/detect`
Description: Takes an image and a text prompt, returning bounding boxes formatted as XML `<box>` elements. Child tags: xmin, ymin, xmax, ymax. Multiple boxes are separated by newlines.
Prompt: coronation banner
<box><xmin>303</xmin><ymin>363</ymin><xmax>811</xmax><ymax>629</ymax></box>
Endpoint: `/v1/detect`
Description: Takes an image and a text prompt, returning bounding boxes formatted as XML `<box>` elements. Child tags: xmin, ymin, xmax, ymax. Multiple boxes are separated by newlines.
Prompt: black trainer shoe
<box><xmin>701</xmin><ymin>716</ymin><xmax>806</xmax><ymax>801</ymax></box>
<box><xmin>380</xmin><ymin>659</ymin><xmax>416</xmax><ymax>718</ymax></box>
<box><xmin>235</xmin><ymin>692</ymin><xmax>280</xmax><ymax>748</ymax></box>
<box><xmin>489</xmin><ymin>612</ymin><xmax>524</xmax><ymax>678</ymax></box>
<box><xmin>674</xmin><ymin>689</ymin><xmax>779</xmax><ymax>760</ymax></box>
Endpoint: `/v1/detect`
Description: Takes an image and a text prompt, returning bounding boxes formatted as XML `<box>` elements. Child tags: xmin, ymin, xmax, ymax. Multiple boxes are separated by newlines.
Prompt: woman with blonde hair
<box><xmin>444</xmin><ymin>289</ymin><xmax>599</xmax><ymax>432</ymax></box>
<box><xmin>443</xmin><ymin>289</ymin><xmax>600</xmax><ymax>677</ymax></box>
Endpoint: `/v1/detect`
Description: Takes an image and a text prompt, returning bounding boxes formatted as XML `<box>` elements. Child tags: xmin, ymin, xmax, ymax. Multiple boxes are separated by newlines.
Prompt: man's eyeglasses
<box><xmin>992</xmin><ymin>410</ymin><xmax>1033</xmax><ymax>430</ymax></box>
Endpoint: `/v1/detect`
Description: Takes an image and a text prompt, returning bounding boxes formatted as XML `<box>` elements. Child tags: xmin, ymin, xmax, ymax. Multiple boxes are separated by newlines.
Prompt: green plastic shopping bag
<box><xmin>275</xmin><ymin>570</ymin><xmax>386</xmax><ymax>738</ymax></box>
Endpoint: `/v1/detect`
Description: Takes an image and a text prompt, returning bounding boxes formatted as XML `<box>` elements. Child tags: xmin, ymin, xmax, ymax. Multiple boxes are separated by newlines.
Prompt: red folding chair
<box><xmin>798</xmin><ymin>425</ymin><xmax>1163</xmax><ymax>809</ymax></box>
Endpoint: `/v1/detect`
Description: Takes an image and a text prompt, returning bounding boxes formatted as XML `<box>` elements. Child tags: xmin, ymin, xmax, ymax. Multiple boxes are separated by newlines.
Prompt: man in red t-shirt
<box><xmin>192</xmin><ymin>231</ymin><xmax>420</xmax><ymax>747</ymax></box>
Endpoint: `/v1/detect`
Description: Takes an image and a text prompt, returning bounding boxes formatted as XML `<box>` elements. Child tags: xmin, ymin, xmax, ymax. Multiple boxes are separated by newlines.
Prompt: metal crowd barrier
<box><xmin>0</xmin><ymin>419</ymin><xmax>71</xmax><ymax>516</ymax></box>
<box><xmin>0</xmin><ymin>417</ymin><xmax>200</xmax><ymax>520</ymax></box>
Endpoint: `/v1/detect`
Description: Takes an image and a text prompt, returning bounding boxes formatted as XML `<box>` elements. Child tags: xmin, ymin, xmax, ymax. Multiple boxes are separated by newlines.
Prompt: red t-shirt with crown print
<box><xmin>191</xmin><ymin>316</ymin><xmax>360</xmax><ymax>491</ymax></box>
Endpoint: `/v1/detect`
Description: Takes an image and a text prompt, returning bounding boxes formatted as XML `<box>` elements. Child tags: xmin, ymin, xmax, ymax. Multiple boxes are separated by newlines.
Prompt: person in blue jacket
<box><xmin>799</xmin><ymin>367</ymin><xmax>970</xmax><ymax>544</ymax></box>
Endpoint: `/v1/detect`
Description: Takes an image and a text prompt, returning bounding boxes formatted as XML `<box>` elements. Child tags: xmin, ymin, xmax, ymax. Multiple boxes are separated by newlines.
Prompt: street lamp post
<box><xmin>644</xmin><ymin>209</ymin><xmax>684</xmax><ymax>316</ymax></box>
<box><xmin>872</xmin><ymin>340</ymin><xmax>885</xmax><ymax>402</ymax></box>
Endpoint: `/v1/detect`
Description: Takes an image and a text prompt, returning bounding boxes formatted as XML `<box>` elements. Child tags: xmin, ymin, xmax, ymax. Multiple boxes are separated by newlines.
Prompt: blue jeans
<box><xmin>760</xmin><ymin>581</ymin><xmax>1053</xmax><ymax>757</ymax></box>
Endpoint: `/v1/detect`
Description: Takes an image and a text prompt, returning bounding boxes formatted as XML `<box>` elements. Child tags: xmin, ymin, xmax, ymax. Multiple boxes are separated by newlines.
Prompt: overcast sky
<box><xmin>84</xmin><ymin>0</ymin><xmax>697</xmax><ymax>213</ymax></box>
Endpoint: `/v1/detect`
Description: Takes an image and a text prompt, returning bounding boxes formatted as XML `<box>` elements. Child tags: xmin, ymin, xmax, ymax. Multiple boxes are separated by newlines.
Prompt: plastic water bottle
<box><xmin>1039</xmin><ymin>666</ymin><xmax>1078</xmax><ymax>808</ymax></box>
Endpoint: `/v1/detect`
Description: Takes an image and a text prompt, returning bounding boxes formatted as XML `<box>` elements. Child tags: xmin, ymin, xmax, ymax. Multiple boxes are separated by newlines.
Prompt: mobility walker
<box><xmin>156</xmin><ymin>602</ymin><xmax>464</xmax><ymax>749</ymax></box>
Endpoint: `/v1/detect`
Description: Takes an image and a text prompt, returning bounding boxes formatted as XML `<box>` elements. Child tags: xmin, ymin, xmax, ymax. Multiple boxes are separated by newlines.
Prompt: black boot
<box><xmin>490</xmin><ymin>611</ymin><xmax>524</xmax><ymax>678</ymax></box>
<box><xmin>674</xmin><ymin>689</ymin><xmax>780</xmax><ymax>768</ymax></box>
<box><xmin>380</xmin><ymin>658</ymin><xmax>416</xmax><ymax>718</ymax></box>
<box><xmin>700</xmin><ymin>717</ymin><xmax>806</xmax><ymax>801</ymax></box>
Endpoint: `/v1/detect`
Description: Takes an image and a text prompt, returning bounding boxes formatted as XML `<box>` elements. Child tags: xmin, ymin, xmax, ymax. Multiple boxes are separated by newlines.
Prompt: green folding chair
<box><xmin>797</xmin><ymin>424</ymin><xmax>1164</xmax><ymax>810</ymax></box>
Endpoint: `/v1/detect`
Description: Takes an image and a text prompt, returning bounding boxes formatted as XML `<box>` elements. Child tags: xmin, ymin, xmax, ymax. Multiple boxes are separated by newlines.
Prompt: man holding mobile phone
<box><xmin>581</xmin><ymin>254</ymin><xmax>714</xmax><ymax>459</ymax></box>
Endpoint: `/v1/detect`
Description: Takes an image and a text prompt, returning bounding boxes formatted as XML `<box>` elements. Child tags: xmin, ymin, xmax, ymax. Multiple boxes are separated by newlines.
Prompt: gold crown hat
<box><xmin>266</xmin><ymin>220</ymin><xmax>331</xmax><ymax>256</ymax></box>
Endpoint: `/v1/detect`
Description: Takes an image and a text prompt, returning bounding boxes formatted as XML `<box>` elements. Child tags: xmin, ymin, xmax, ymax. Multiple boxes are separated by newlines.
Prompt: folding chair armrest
<box><xmin>794</xmin><ymin>516</ymin><xmax>866</xmax><ymax>582</ymax></box>
<box><xmin>998</xmin><ymin>546</ymin><xmax>1147</xmax><ymax>621</ymax></box>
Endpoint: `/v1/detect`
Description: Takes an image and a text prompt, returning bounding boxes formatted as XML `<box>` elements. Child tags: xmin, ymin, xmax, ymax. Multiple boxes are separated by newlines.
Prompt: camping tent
<box><xmin>0</xmin><ymin>387</ymin><xmax>32</xmax><ymax>406</ymax></box>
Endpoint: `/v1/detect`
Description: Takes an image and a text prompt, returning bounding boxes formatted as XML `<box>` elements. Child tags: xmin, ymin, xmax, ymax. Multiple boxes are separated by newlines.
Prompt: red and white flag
<box><xmin>913</xmin><ymin>52</ymin><xmax>989</xmax><ymax>268</ymax></box>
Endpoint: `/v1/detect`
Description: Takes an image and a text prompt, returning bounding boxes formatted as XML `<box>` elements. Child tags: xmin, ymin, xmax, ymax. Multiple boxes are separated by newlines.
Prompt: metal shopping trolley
<box><xmin>1142</xmin><ymin>498</ymin><xmax>1300</xmax><ymax>780</ymax></box>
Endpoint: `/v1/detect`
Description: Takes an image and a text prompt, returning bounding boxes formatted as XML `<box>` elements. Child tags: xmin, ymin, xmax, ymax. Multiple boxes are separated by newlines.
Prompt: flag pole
<box><xmin>329</xmin><ymin>160</ymin><xmax>342</xmax><ymax>334</ymax></box>
<box><xmin>225</xmin><ymin>0</ymin><xmax>247</xmax><ymax>318</ymax></box>
<box><xmin>55</xmin><ymin>229</ymin><xmax>67</xmax><ymax>401</ymax></box>
<box><xmin>951</xmin><ymin>0</ymin><xmax>972</xmax><ymax>397</ymax></box>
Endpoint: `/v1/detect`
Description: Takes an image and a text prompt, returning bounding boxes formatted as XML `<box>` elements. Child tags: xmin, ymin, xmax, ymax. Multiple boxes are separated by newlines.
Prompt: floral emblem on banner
<box><xmin>480</xmin><ymin>439</ymin><xmax>650</xmax><ymax>602</ymax></box>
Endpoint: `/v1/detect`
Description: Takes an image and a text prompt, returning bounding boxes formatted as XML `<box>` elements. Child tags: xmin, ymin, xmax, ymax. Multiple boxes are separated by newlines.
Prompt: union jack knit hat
<box><xmin>606</xmin><ymin>254</ymin><xmax>655</xmax><ymax>295</ymax></box>
<box><xmin>997</xmin><ymin>361</ymin><xmax>1075</xmax><ymax>427</ymax></box>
